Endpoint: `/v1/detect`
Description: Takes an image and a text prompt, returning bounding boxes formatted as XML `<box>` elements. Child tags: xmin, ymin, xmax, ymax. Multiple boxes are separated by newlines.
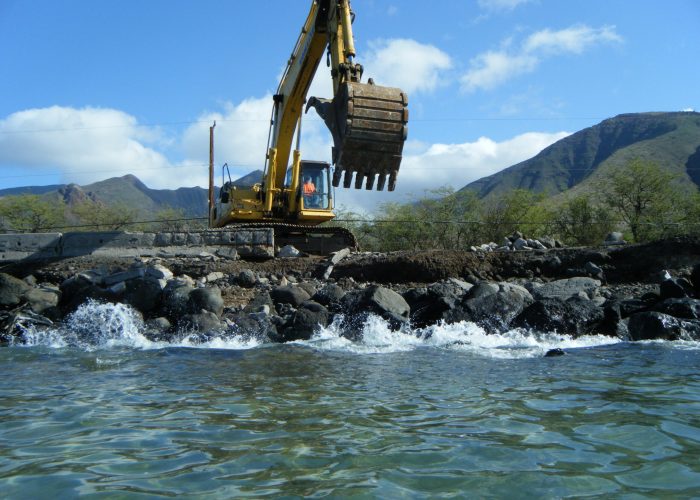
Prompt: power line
<box><xmin>0</xmin><ymin>115</ymin><xmax>605</xmax><ymax>135</ymax></box>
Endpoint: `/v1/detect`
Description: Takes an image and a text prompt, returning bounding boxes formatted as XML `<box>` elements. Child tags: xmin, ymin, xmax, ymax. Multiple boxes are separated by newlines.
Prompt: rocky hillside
<box><xmin>461</xmin><ymin>111</ymin><xmax>700</xmax><ymax>198</ymax></box>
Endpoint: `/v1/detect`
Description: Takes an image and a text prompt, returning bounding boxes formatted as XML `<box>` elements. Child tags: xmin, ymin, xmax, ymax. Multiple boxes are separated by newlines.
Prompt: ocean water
<box><xmin>2</xmin><ymin>302</ymin><xmax>700</xmax><ymax>498</ymax></box>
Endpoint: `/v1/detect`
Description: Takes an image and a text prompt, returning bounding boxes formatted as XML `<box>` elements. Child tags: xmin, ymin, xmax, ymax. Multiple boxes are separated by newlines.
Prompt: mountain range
<box><xmin>1</xmin><ymin>112</ymin><xmax>699</xmax><ymax>214</ymax></box>
<box><xmin>461</xmin><ymin>111</ymin><xmax>700</xmax><ymax>198</ymax></box>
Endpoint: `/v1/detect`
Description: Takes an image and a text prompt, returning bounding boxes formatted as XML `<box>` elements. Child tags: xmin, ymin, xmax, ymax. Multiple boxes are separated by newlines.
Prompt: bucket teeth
<box><xmin>308</xmin><ymin>81</ymin><xmax>408</xmax><ymax>192</ymax></box>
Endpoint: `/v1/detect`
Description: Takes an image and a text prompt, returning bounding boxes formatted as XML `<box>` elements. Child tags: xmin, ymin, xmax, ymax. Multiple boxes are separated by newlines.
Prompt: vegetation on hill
<box><xmin>461</xmin><ymin>112</ymin><xmax>700</xmax><ymax>199</ymax></box>
<box><xmin>330</xmin><ymin>159</ymin><xmax>700</xmax><ymax>251</ymax></box>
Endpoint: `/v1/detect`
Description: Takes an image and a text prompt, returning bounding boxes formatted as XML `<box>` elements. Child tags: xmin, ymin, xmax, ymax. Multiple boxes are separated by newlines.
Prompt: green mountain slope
<box><xmin>0</xmin><ymin>170</ymin><xmax>264</xmax><ymax>218</ymax></box>
<box><xmin>461</xmin><ymin>112</ymin><xmax>700</xmax><ymax>199</ymax></box>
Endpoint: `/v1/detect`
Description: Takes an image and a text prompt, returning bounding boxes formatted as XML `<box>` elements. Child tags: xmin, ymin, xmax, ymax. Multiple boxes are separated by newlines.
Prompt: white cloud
<box><xmin>182</xmin><ymin>93</ymin><xmax>334</xmax><ymax>186</ymax></box>
<box><xmin>461</xmin><ymin>24</ymin><xmax>622</xmax><ymax>92</ymax></box>
<box><xmin>461</xmin><ymin>51</ymin><xmax>537</xmax><ymax>93</ymax></box>
<box><xmin>523</xmin><ymin>25</ymin><xmax>622</xmax><ymax>55</ymax></box>
<box><xmin>478</xmin><ymin>0</ymin><xmax>533</xmax><ymax>12</ymax></box>
<box><xmin>333</xmin><ymin>131</ymin><xmax>570</xmax><ymax>213</ymax></box>
<box><xmin>0</xmin><ymin>106</ymin><xmax>174</xmax><ymax>187</ymax></box>
<box><xmin>362</xmin><ymin>39</ymin><xmax>452</xmax><ymax>94</ymax></box>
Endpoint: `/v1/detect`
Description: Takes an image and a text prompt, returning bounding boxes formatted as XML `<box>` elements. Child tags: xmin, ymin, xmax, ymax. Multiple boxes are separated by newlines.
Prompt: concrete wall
<box><xmin>0</xmin><ymin>230</ymin><xmax>274</xmax><ymax>262</ymax></box>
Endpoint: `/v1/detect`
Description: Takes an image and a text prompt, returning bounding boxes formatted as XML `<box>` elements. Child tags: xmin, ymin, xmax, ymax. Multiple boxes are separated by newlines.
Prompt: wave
<box><xmin>11</xmin><ymin>301</ymin><xmax>632</xmax><ymax>358</ymax></box>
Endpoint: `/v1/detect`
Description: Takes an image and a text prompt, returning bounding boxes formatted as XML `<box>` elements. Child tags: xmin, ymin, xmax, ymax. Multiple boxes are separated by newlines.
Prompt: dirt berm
<box><xmin>5</xmin><ymin>236</ymin><xmax>699</xmax><ymax>287</ymax></box>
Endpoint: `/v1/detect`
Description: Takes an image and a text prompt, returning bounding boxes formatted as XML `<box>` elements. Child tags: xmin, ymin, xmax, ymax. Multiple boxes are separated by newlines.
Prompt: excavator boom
<box><xmin>209</xmin><ymin>0</ymin><xmax>409</xmax><ymax>253</ymax></box>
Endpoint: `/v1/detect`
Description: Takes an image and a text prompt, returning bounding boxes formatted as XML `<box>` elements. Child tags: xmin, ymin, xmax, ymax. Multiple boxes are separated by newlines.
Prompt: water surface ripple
<box><xmin>2</xmin><ymin>312</ymin><xmax>700</xmax><ymax>497</ymax></box>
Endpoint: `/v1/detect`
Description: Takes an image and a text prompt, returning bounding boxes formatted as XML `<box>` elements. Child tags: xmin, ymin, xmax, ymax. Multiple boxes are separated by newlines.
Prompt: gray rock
<box><xmin>329</xmin><ymin>248</ymin><xmax>351</xmax><ymax>265</ymax></box>
<box><xmin>660</xmin><ymin>278</ymin><xmax>689</xmax><ymax>300</ymax></box>
<box><xmin>103</xmin><ymin>268</ymin><xmax>145</xmax><ymax>286</ymax></box>
<box><xmin>604</xmin><ymin>232</ymin><xmax>626</xmax><ymax>245</ymax></box>
<box><xmin>447</xmin><ymin>283</ymin><xmax>534</xmax><ymax>331</ymax></box>
<box><xmin>123</xmin><ymin>277</ymin><xmax>164</xmax><ymax>314</ymax></box>
<box><xmin>312</xmin><ymin>283</ymin><xmax>346</xmax><ymax>306</ymax></box>
<box><xmin>279</xmin><ymin>301</ymin><xmax>330</xmax><ymax>341</ymax></box>
<box><xmin>270</xmin><ymin>285</ymin><xmax>311</xmax><ymax>307</ymax></box>
<box><xmin>162</xmin><ymin>283</ymin><xmax>194</xmax><ymax>318</ymax></box>
<box><xmin>584</xmin><ymin>261</ymin><xmax>604</xmax><ymax>279</ymax></box>
<box><xmin>514</xmin><ymin>297</ymin><xmax>606</xmax><ymax>336</ymax></box>
<box><xmin>205</xmin><ymin>271</ymin><xmax>225</xmax><ymax>283</ymax></box>
<box><xmin>237</xmin><ymin>269</ymin><xmax>257</xmax><ymax>288</ymax></box>
<box><xmin>297</xmin><ymin>282</ymin><xmax>318</xmax><ymax>298</ymax></box>
<box><xmin>146</xmin><ymin>264</ymin><xmax>174</xmax><ymax>280</ymax></box>
<box><xmin>465</xmin><ymin>282</ymin><xmax>499</xmax><ymax>300</ymax></box>
<box><xmin>0</xmin><ymin>273</ymin><xmax>31</xmax><ymax>307</ymax></box>
<box><xmin>531</xmin><ymin>277</ymin><xmax>601</xmax><ymax>301</ymax></box>
<box><xmin>188</xmin><ymin>287</ymin><xmax>224</xmax><ymax>317</ymax></box>
<box><xmin>215</xmin><ymin>247</ymin><xmax>239</xmax><ymax>260</ymax></box>
<box><xmin>243</xmin><ymin>291</ymin><xmax>275</xmax><ymax>313</ymax></box>
<box><xmin>341</xmin><ymin>286</ymin><xmax>410</xmax><ymax>332</ymax></box>
<box><xmin>24</xmin><ymin>287</ymin><xmax>60</xmax><ymax>315</ymax></box>
<box><xmin>652</xmin><ymin>298</ymin><xmax>700</xmax><ymax>320</ymax></box>
<box><xmin>692</xmin><ymin>263</ymin><xmax>700</xmax><ymax>295</ymax></box>
<box><xmin>278</xmin><ymin>245</ymin><xmax>301</xmax><ymax>258</ymax></box>
<box><xmin>513</xmin><ymin>238</ymin><xmax>528</xmax><ymax>250</ymax></box>
<box><xmin>628</xmin><ymin>311</ymin><xmax>700</xmax><ymax>341</ymax></box>
<box><xmin>180</xmin><ymin>310</ymin><xmax>222</xmax><ymax>332</ymax></box>
<box><xmin>537</xmin><ymin>236</ymin><xmax>556</xmax><ymax>249</ymax></box>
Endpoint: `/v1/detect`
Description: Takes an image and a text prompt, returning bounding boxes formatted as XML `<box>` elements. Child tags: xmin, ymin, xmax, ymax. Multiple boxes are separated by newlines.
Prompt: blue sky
<box><xmin>1</xmin><ymin>0</ymin><xmax>698</xmax><ymax>211</ymax></box>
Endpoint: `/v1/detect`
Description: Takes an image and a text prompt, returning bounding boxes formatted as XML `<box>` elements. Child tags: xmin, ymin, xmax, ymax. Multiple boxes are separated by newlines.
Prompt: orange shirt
<box><xmin>303</xmin><ymin>181</ymin><xmax>315</xmax><ymax>194</ymax></box>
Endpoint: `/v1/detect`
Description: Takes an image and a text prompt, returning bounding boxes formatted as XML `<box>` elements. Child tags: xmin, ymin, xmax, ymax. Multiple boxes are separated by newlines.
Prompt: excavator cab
<box><xmin>285</xmin><ymin>160</ymin><xmax>333</xmax><ymax>211</ymax></box>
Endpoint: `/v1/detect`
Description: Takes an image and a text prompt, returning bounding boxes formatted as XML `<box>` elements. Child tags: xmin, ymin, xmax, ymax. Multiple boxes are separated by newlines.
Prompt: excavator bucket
<box><xmin>307</xmin><ymin>82</ymin><xmax>408</xmax><ymax>191</ymax></box>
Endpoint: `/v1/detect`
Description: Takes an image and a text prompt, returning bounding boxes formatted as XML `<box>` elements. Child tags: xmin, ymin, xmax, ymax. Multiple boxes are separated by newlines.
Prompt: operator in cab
<box><xmin>303</xmin><ymin>176</ymin><xmax>317</xmax><ymax>207</ymax></box>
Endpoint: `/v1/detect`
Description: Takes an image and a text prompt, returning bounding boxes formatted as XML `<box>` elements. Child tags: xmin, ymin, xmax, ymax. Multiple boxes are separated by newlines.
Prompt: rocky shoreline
<box><xmin>2</xmin><ymin>236</ymin><xmax>700</xmax><ymax>348</ymax></box>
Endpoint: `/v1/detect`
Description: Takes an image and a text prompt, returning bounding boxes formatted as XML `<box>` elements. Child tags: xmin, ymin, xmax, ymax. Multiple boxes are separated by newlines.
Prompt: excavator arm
<box><xmin>209</xmin><ymin>0</ymin><xmax>408</xmax><ymax>253</ymax></box>
<box><xmin>265</xmin><ymin>0</ymin><xmax>408</xmax><ymax>198</ymax></box>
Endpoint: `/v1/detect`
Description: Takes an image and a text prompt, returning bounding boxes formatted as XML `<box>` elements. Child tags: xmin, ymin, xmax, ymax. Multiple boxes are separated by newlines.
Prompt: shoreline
<box><xmin>2</xmin><ymin>236</ymin><xmax>699</xmax><ymax>347</ymax></box>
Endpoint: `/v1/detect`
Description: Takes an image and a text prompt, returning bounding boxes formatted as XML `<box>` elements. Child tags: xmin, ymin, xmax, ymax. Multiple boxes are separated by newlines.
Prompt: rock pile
<box><xmin>470</xmin><ymin>232</ymin><xmax>563</xmax><ymax>253</ymax></box>
<box><xmin>1</xmin><ymin>248</ymin><xmax>699</xmax><ymax>346</ymax></box>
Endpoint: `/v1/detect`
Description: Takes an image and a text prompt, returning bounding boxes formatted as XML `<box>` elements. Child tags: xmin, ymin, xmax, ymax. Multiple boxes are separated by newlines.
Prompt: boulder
<box><xmin>162</xmin><ymin>283</ymin><xmax>194</xmax><ymax>318</ymax></box>
<box><xmin>229</xmin><ymin>312</ymin><xmax>278</xmax><ymax>340</ymax></box>
<box><xmin>513</xmin><ymin>296</ymin><xmax>605</xmax><ymax>336</ymax></box>
<box><xmin>404</xmin><ymin>280</ymin><xmax>469</xmax><ymax>328</ymax></box>
<box><xmin>447</xmin><ymin>282</ymin><xmax>533</xmax><ymax>331</ymax></box>
<box><xmin>628</xmin><ymin>311</ymin><xmax>700</xmax><ymax>341</ymax></box>
<box><xmin>297</xmin><ymin>282</ymin><xmax>318</xmax><ymax>298</ymax></box>
<box><xmin>270</xmin><ymin>285</ymin><xmax>311</xmax><ymax>307</ymax></box>
<box><xmin>691</xmin><ymin>263</ymin><xmax>700</xmax><ymax>295</ymax></box>
<box><xmin>279</xmin><ymin>301</ymin><xmax>329</xmax><ymax>341</ymax></box>
<box><xmin>341</xmin><ymin>285</ymin><xmax>410</xmax><ymax>331</ymax></box>
<box><xmin>243</xmin><ymin>291</ymin><xmax>275</xmax><ymax>313</ymax></box>
<box><xmin>0</xmin><ymin>273</ymin><xmax>31</xmax><ymax>307</ymax></box>
<box><xmin>180</xmin><ymin>310</ymin><xmax>222</xmax><ymax>333</ymax></box>
<box><xmin>24</xmin><ymin>286</ymin><xmax>60</xmax><ymax>316</ymax></box>
<box><xmin>312</xmin><ymin>283</ymin><xmax>346</xmax><ymax>306</ymax></box>
<box><xmin>236</xmin><ymin>269</ymin><xmax>258</xmax><ymax>288</ymax></box>
<box><xmin>604</xmin><ymin>232</ymin><xmax>626</xmax><ymax>245</ymax></box>
<box><xmin>278</xmin><ymin>245</ymin><xmax>301</xmax><ymax>258</ymax></box>
<box><xmin>531</xmin><ymin>277</ymin><xmax>601</xmax><ymax>301</ymax></box>
<box><xmin>188</xmin><ymin>287</ymin><xmax>224</xmax><ymax>317</ymax></box>
<box><xmin>660</xmin><ymin>278</ymin><xmax>688</xmax><ymax>300</ymax></box>
<box><xmin>123</xmin><ymin>277</ymin><xmax>164</xmax><ymax>314</ymax></box>
<box><xmin>652</xmin><ymin>298</ymin><xmax>700</xmax><ymax>320</ymax></box>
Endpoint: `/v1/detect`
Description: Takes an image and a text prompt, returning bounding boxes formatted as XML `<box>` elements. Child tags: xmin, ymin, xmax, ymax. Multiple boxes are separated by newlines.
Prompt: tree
<box><xmin>0</xmin><ymin>194</ymin><xmax>67</xmax><ymax>232</ymax></box>
<box><xmin>478</xmin><ymin>189</ymin><xmax>552</xmax><ymax>243</ymax></box>
<box><xmin>598</xmin><ymin>159</ymin><xmax>677</xmax><ymax>242</ymax></box>
<box><xmin>72</xmin><ymin>199</ymin><xmax>140</xmax><ymax>231</ymax></box>
<box><xmin>553</xmin><ymin>195</ymin><xmax>615</xmax><ymax>246</ymax></box>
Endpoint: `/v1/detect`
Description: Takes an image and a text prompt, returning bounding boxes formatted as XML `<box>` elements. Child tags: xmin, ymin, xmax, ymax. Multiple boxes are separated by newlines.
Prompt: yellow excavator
<box><xmin>208</xmin><ymin>0</ymin><xmax>408</xmax><ymax>253</ymax></box>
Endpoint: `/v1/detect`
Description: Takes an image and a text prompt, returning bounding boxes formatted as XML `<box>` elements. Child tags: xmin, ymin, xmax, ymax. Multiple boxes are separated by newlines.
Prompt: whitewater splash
<box><xmin>13</xmin><ymin>301</ymin><xmax>631</xmax><ymax>358</ymax></box>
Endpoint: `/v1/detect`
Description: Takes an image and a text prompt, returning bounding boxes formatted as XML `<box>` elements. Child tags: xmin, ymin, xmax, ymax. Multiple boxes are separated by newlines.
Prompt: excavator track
<box><xmin>226</xmin><ymin>222</ymin><xmax>357</xmax><ymax>255</ymax></box>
